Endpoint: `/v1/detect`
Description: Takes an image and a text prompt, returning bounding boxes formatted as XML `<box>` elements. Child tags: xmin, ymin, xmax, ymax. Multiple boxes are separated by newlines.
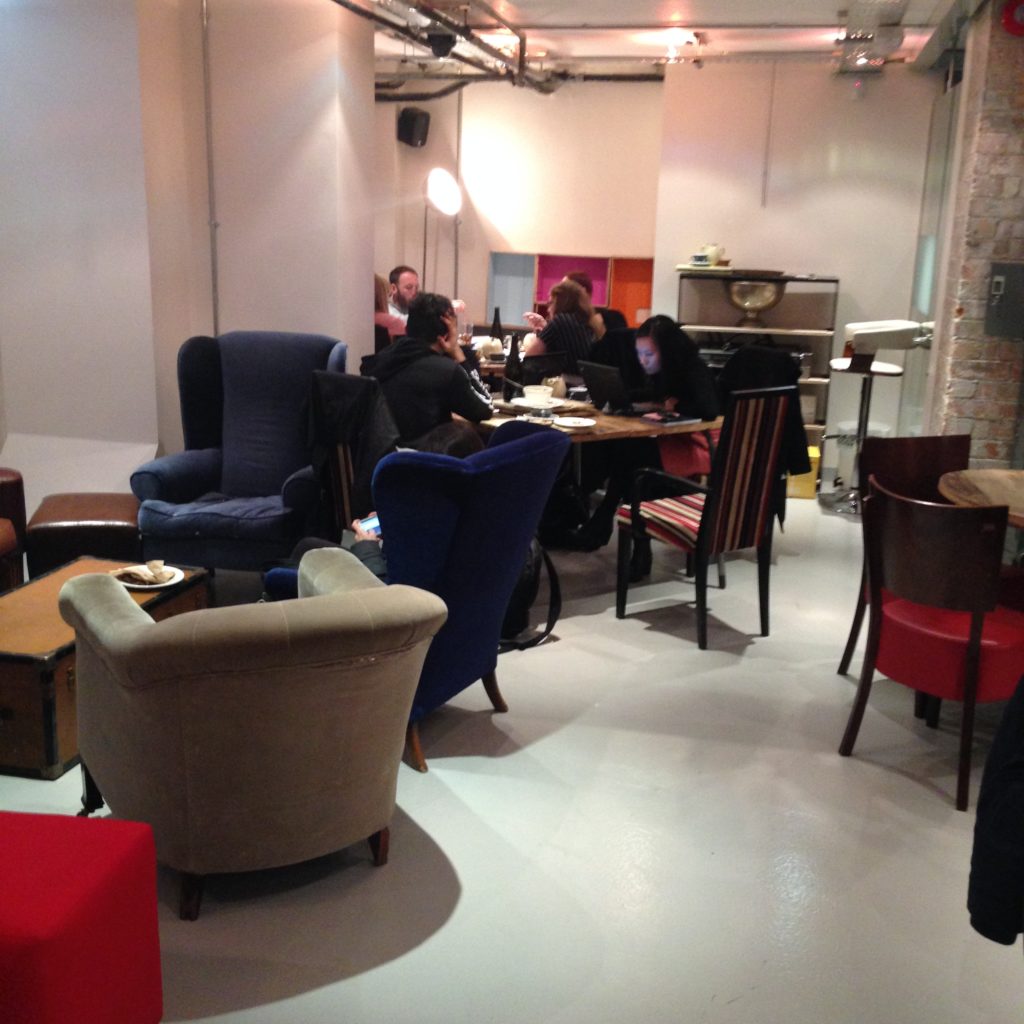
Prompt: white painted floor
<box><xmin>3</xmin><ymin>499</ymin><xmax>1023</xmax><ymax>1023</ymax></box>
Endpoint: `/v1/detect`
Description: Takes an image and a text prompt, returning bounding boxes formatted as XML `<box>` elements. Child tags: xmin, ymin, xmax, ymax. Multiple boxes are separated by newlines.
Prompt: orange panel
<box><xmin>608</xmin><ymin>258</ymin><xmax>654</xmax><ymax>327</ymax></box>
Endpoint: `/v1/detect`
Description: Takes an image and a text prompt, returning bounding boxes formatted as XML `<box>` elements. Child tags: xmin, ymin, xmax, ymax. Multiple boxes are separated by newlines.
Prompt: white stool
<box><xmin>827</xmin><ymin>320</ymin><xmax>919</xmax><ymax>514</ymax></box>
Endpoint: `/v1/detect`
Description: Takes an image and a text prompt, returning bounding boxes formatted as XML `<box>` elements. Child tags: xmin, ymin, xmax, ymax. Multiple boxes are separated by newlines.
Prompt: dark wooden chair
<box><xmin>614</xmin><ymin>386</ymin><xmax>792</xmax><ymax>649</ymax></box>
<box><xmin>837</xmin><ymin>434</ymin><xmax>971</xmax><ymax>675</ymax></box>
<box><xmin>838</xmin><ymin>476</ymin><xmax>1024</xmax><ymax>810</ymax></box>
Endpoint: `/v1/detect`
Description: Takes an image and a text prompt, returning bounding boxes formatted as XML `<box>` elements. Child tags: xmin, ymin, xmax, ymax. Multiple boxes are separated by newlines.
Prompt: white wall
<box><xmin>653</xmin><ymin>60</ymin><xmax>940</xmax><ymax>451</ymax></box>
<box><xmin>375</xmin><ymin>81</ymin><xmax>665</xmax><ymax>321</ymax></box>
<box><xmin>1</xmin><ymin>0</ymin><xmax>377</xmax><ymax>470</ymax></box>
<box><xmin>207</xmin><ymin>0</ymin><xmax>375</xmax><ymax>350</ymax></box>
<box><xmin>0</xmin><ymin>0</ymin><xmax>157</xmax><ymax>444</ymax></box>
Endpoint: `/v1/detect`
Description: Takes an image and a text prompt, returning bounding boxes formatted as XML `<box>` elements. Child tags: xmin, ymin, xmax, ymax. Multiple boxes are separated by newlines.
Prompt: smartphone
<box><xmin>358</xmin><ymin>514</ymin><xmax>381</xmax><ymax>536</ymax></box>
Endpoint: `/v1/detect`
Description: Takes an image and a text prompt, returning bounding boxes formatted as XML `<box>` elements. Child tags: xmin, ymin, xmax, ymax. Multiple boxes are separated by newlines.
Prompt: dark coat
<box><xmin>362</xmin><ymin>337</ymin><xmax>492</xmax><ymax>444</ymax></box>
<box><xmin>968</xmin><ymin>674</ymin><xmax>1024</xmax><ymax>945</ymax></box>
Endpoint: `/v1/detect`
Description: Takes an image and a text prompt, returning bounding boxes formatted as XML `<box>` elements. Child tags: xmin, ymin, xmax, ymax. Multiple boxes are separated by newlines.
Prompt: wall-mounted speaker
<box><xmin>397</xmin><ymin>107</ymin><xmax>430</xmax><ymax>148</ymax></box>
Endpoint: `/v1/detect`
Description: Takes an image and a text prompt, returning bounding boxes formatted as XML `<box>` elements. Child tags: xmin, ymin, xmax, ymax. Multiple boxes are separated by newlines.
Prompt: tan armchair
<box><xmin>59</xmin><ymin>548</ymin><xmax>447</xmax><ymax>919</ymax></box>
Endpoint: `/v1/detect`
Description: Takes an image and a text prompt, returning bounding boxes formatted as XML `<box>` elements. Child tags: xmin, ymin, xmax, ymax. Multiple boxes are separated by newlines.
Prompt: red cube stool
<box><xmin>0</xmin><ymin>812</ymin><xmax>163</xmax><ymax>1024</ymax></box>
<box><xmin>26</xmin><ymin>492</ymin><xmax>141</xmax><ymax>578</ymax></box>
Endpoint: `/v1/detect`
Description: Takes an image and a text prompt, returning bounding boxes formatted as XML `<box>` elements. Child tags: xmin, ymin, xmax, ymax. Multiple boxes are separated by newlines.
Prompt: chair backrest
<box><xmin>701</xmin><ymin>386</ymin><xmax>791</xmax><ymax>555</ymax></box>
<box><xmin>310</xmin><ymin>371</ymin><xmax>400</xmax><ymax>531</ymax></box>
<box><xmin>863</xmin><ymin>475</ymin><xmax>1007</xmax><ymax>614</ymax></box>
<box><xmin>61</xmin><ymin>569</ymin><xmax>446</xmax><ymax>875</ymax></box>
<box><xmin>857</xmin><ymin>433</ymin><xmax>971</xmax><ymax>501</ymax></box>
<box><xmin>372</xmin><ymin>422</ymin><xmax>571</xmax><ymax>721</ymax></box>
<box><xmin>189</xmin><ymin>331</ymin><xmax>345</xmax><ymax>497</ymax></box>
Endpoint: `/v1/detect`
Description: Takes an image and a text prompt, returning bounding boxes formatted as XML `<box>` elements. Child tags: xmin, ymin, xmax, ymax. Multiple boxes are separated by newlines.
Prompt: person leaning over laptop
<box><xmin>362</xmin><ymin>292</ymin><xmax>493</xmax><ymax>448</ymax></box>
<box><xmin>563</xmin><ymin>315</ymin><xmax>720</xmax><ymax>553</ymax></box>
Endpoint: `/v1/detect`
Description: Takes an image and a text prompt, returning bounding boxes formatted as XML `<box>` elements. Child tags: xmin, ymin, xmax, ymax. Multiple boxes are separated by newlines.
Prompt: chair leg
<box><xmin>696</xmin><ymin>555</ymin><xmax>709</xmax><ymax>650</ymax></box>
<box><xmin>368</xmin><ymin>827</ymin><xmax>390</xmax><ymax>866</ymax></box>
<box><xmin>838</xmin><ymin>579</ymin><xmax>867</xmax><ymax>675</ymax></box>
<box><xmin>925</xmin><ymin>697</ymin><xmax>941</xmax><ymax>729</ymax></box>
<box><xmin>616</xmin><ymin>528</ymin><xmax>632</xmax><ymax>618</ymax></box>
<box><xmin>717</xmin><ymin>555</ymin><xmax>726</xmax><ymax>590</ymax></box>
<box><xmin>482</xmin><ymin>671</ymin><xmax>508</xmax><ymax>713</ymax></box>
<box><xmin>838</xmin><ymin>621</ymin><xmax>881</xmax><ymax>757</ymax></box>
<box><xmin>179</xmin><ymin>872</ymin><xmax>205</xmax><ymax>921</ymax></box>
<box><xmin>78</xmin><ymin>761</ymin><xmax>104</xmax><ymax>817</ymax></box>
<box><xmin>757</xmin><ymin>541</ymin><xmax>771</xmax><ymax>637</ymax></box>
<box><xmin>406</xmin><ymin>722</ymin><xmax>428</xmax><ymax>773</ymax></box>
<box><xmin>913</xmin><ymin>691</ymin><xmax>927</xmax><ymax>719</ymax></box>
<box><xmin>957</xmin><ymin>697</ymin><xmax>976</xmax><ymax>812</ymax></box>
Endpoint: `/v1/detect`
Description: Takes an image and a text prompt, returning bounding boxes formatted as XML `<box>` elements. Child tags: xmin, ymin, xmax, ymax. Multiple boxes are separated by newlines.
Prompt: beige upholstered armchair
<box><xmin>59</xmin><ymin>548</ymin><xmax>447</xmax><ymax>919</ymax></box>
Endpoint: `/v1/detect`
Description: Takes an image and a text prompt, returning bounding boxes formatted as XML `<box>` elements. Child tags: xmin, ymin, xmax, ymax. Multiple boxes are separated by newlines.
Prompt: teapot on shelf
<box><xmin>700</xmin><ymin>242</ymin><xmax>725</xmax><ymax>266</ymax></box>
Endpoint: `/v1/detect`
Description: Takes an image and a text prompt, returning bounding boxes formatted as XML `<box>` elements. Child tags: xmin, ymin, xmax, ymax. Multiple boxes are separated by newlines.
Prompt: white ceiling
<box><xmin>366</xmin><ymin>0</ymin><xmax>962</xmax><ymax>82</ymax></box>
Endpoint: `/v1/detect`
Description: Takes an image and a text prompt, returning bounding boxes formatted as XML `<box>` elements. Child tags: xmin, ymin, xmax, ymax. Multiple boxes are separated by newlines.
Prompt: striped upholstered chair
<box><xmin>615</xmin><ymin>386</ymin><xmax>794</xmax><ymax>649</ymax></box>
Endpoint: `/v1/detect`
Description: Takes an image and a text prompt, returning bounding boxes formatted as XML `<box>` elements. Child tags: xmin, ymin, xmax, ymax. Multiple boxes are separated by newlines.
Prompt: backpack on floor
<box><xmin>500</xmin><ymin>538</ymin><xmax>561</xmax><ymax>650</ymax></box>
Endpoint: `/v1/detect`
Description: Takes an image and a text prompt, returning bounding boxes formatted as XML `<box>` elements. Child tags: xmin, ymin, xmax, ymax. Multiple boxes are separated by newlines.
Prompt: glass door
<box><xmin>899</xmin><ymin>73</ymin><xmax>961</xmax><ymax>436</ymax></box>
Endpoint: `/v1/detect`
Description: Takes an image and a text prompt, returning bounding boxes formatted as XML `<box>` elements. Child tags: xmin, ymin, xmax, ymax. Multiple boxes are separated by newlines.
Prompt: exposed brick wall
<box><xmin>934</xmin><ymin>2</ymin><xmax>1024</xmax><ymax>466</ymax></box>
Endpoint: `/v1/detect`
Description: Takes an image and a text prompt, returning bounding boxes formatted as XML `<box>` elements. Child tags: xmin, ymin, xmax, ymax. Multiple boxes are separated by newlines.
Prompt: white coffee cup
<box><xmin>523</xmin><ymin>384</ymin><xmax>553</xmax><ymax>402</ymax></box>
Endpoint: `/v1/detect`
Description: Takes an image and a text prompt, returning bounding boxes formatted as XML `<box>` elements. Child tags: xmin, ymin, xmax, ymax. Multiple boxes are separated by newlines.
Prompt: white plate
<box><xmin>675</xmin><ymin>263</ymin><xmax>731</xmax><ymax>272</ymax></box>
<box><xmin>554</xmin><ymin>416</ymin><xmax>596</xmax><ymax>430</ymax></box>
<box><xmin>111</xmin><ymin>565</ymin><xmax>185</xmax><ymax>590</ymax></box>
<box><xmin>511</xmin><ymin>396</ymin><xmax>565</xmax><ymax>410</ymax></box>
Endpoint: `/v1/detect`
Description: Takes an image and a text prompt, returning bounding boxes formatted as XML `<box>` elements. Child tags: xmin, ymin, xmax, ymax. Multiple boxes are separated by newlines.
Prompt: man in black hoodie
<box><xmin>362</xmin><ymin>292</ymin><xmax>493</xmax><ymax>446</ymax></box>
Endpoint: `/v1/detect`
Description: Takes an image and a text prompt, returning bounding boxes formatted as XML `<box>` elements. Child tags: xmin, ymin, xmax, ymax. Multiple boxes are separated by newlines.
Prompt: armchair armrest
<box><xmin>131</xmin><ymin>449</ymin><xmax>222</xmax><ymax>503</ymax></box>
<box><xmin>58</xmin><ymin>574</ymin><xmax>156</xmax><ymax>669</ymax></box>
<box><xmin>281</xmin><ymin>465</ymin><xmax>320</xmax><ymax>513</ymax></box>
<box><xmin>298</xmin><ymin>546</ymin><xmax>386</xmax><ymax>598</ymax></box>
<box><xmin>0</xmin><ymin>469</ymin><xmax>26</xmax><ymax>544</ymax></box>
<box><xmin>630</xmin><ymin>466</ymin><xmax>709</xmax><ymax>502</ymax></box>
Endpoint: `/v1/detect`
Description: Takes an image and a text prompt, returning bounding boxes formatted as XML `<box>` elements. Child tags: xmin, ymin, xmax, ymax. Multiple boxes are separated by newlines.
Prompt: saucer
<box><xmin>511</xmin><ymin>396</ymin><xmax>564</xmax><ymax>411</ymax></box>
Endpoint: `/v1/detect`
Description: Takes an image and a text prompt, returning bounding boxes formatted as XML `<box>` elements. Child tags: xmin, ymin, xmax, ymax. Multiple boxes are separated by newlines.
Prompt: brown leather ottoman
<box><xmin>26</xmin><ymin>493</ymin><xmax>141</xmax><ymax>579</ymax></box>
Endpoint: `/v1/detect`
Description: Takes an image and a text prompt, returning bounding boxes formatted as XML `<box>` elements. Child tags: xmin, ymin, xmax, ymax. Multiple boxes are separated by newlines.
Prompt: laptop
<box><xmin>578</xmin><ymin>361</ymin><xmax>651</xmax><ymax>416</ymax></box>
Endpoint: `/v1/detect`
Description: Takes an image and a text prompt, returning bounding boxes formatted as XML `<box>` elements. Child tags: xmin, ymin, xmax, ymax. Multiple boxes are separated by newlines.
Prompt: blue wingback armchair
<box><xmin>131</xmin><ymin>331</ymin><xmax>347</xmax><ymax>571</ymax></box>
<box><xmin>373</xmin><ymin>421</ymin><xmax>570</xmax><ymax>770</ymax></box>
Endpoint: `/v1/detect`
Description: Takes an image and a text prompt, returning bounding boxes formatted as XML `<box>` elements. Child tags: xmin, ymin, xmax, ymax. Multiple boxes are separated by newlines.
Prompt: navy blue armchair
<box><xmin>131</xmin><ymin>331</ymin><xmax>347</xmax><ymax>571</ymax></box>
<box><xmin>373</xmin><ymin>421</ymin><xmax>570</xmax><ymax>770</ymax></box>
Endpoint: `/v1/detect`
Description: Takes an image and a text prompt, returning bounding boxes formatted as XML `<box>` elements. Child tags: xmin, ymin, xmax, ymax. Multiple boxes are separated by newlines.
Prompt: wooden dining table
<box><xmin>938</xmin><ymin>469</ymin><xmax>1024</xmax><ymax>528</ymax></box>
<box><xmin>481</xmin><ymin>399</ymin><xmax>723</xmax><ymax>444</ymax></box>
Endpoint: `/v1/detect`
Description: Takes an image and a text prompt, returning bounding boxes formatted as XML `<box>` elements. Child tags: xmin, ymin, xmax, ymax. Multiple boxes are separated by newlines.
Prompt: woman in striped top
<box><xmin>522</xmin><ymin>279</ymin><xmax>599</xmax><ymax>376</ymax></box>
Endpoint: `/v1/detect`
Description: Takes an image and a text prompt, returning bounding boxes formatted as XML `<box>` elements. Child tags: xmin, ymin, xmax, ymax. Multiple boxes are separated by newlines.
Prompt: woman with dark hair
<box><xmin>564</xmin><ymin>315</ymin><xmax>720</xmax><ymax>554</ymax></box>
<box><xmin>523</xmin><ymin>279</ymin><xmax>598</xmax><ymax>375</ymax></box>
<box><xmin>633</xmin><ymin>315</ymin><xmax>719</xmax><ymax>421</ymax></box>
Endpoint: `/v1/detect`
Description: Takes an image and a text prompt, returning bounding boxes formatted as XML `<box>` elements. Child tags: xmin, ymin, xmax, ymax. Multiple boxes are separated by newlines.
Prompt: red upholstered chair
<box><xmin>615</xmin><ymin>386</ymin><xmax>792</xmax><ymax>649</ymax></box>
<box><xmin>0</xmin><ymin>468</ymin><xmax>26</xmax><ymax>591</ymax></box>
<box><xmin>838</xmin><ymin>477</ymin><xmax>1024</xmax><ymax>811</ymax></box>
<box><xmin>0</xmin><ymin>812</ymin><xmax>162</xmax><ymax>1024</ymax></box>
<box><xmin>837</xmin><ymin>433</ymin><xmax>971</xmax><ymax>675</ymax></box>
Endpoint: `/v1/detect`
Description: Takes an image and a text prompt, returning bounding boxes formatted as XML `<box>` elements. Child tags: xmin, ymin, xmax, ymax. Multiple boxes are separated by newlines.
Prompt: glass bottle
<box><xmin>503</xmin><ymin>331</ymin><xmax>522</xmax><ymax>402</ymax></box>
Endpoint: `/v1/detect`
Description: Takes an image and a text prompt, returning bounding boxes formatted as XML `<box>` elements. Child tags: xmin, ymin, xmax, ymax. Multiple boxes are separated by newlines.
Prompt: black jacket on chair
<box><xmin>716</xmin><ymin>344</ymin><xmax>811</xmax><ymax>476</ymax></box>
<box><xmin>968</xmin><ymin>674</ymin><xmax>1024</xmax><ymax>945</ymax></box>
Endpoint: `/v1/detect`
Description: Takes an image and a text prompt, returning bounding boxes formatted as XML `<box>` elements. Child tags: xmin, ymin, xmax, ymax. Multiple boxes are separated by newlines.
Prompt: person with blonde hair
<box><xmin>522</xmin><ymin>278</ymin><xmax>598</xmax><ymax>374</ymax></box>
<box><xmin>374</xmin><ymin>273</ymin><xmax>406</xmax><ymax>340</ymax></box>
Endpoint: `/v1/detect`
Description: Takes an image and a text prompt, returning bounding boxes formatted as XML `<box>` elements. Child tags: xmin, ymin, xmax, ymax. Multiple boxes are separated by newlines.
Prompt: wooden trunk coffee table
<box><xmin>0</xmin><ymin>556</ymin><xmax>209</xmax><ymax>779</ymax></box>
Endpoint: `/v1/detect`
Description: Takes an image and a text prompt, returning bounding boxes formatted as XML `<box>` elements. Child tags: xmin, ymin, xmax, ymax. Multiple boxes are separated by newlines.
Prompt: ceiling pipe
<box><xmin>401</xmin><ymin>1</ymin><xmax>554</xmax><ymax>91</ymax></box>
<box><xmin>375</xmin><ymin>78</ymin><xmax>500</xmax><ymax>101</ymax></box>
<box><xmin>465</xmin><ymin>0</ymin><xmax>527</xmax><ymax>85</ymax></box>
<box><xmin>328</xmin><ymin>0</ymin><xmax>501</xmax><ymax>78</ymax></box>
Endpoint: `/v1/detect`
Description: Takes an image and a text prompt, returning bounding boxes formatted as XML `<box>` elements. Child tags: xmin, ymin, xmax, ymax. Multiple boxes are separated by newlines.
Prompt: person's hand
<box><xmin>523</xmin><ymin>311</ymin><xmax>547</xmax><ymax>332</ymax></box>
<box><xmin>351</xmin><ymin>517</ymin><xmax>381</xmax><ymax>543</ymax></box>
<box><xmin>439</xmin><ymin>311</ymin><xmax>465</xmax><ymax>362</ymax></box>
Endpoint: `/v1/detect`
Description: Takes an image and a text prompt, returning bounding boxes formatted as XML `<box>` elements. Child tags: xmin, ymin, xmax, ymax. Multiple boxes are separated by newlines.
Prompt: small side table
<box><xmin>0</xmin><ymin>557</ymin><xmax>209</xmax><ymax>778</ymax></box>
<box><xmin>826</xmin><ymin>354</ymin><xmax>904</xmax><ymax>514</ymax></box>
